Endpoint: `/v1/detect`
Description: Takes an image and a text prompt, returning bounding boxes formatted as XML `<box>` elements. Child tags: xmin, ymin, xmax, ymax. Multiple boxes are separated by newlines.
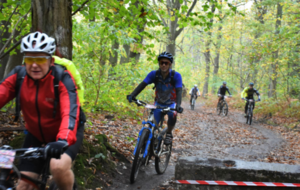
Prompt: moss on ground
<box><xmin>9</xmin><ymin>133</ymin><xmax>25</xmax><ymax>148</ymax></box>
<box><xmin>9</xmin><ymin>133</ymin><xmax>124</xmax><ymax>190</ymax></box>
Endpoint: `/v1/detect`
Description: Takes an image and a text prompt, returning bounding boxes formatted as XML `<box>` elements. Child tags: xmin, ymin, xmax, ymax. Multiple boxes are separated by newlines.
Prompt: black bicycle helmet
<box><xmin>158</xmin><ymin>52</ymin><xmax>173</xmax><ymax>63</ymax></box>
<box><xmin>223</xmin><ymin>81</ymin><xmax>227</xmax><ymax>85</ymax></box>
<box><xmin>249</xmin><ymin>82</ymin><xmax>254</xmax><ymax>86</ymax></box>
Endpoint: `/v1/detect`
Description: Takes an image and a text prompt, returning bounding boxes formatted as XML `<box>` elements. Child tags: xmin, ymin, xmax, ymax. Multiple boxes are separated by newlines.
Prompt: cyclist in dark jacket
<box><xmin>189</xmin><ymin>84</ymin><xmax>200</xmax><ymax>106</ymax></box>
<box><xmin>217</xmin><ymin>81</ymin><xmax>232</xmax><ymax>104</ymax></box>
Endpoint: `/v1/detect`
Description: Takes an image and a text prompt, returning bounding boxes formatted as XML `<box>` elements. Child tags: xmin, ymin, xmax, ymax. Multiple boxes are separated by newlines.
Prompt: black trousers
<box><xmin>245</xmin><ymin>100</ymin><xmax>255</xmax><ymax>114</ymax></box>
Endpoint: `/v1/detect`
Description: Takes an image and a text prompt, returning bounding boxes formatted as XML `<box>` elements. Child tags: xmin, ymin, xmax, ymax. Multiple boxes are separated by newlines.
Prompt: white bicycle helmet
<box><xmin>194</xmin><ymin>84</ymin><xmax>197</xmax><ymax>87</ymax></box>
<box><xmin>21</xmin><ymin>32</ymin><xmax>56</xmax><ymax>55</ymax></box>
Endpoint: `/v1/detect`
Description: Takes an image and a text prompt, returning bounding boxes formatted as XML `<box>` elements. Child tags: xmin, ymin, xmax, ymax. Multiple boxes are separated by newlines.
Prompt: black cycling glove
<box><xmin>44</xmin><ymin>140</ymin><xmax>68</xmax><ymax>159</ymax></box>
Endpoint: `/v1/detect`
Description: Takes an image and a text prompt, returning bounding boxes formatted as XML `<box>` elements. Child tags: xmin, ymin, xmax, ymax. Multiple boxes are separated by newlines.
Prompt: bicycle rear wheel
<box><xmin>130</xmin><ymin>129</ymin><xmax>149</xmax><ymax>183</ymax></box>
<box><xmin>155</xmin><ymin>135</ymin><xmax>172</xmax><ymax>174</ymax></box>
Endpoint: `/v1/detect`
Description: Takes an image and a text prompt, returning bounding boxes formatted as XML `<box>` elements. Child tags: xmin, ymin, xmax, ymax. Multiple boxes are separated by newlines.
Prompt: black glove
<box><xmin>44</xmin><ymin>140</ymin><xmax>68</xmax><ymax>159</ymax></box>
<box><xmin>127</xmin><ymin>95</ymin><xmax>135</xmax><ymax>103</ymax></box>
<box><xmin>177</xmin><ymin>106</ymin><xmax>184</xmax><ymax>113</ymax></box>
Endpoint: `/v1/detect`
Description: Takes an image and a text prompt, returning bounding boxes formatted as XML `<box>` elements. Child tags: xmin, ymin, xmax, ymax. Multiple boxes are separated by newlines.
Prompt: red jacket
<box><xmin>0</xmin><ymin>66</ymin><xmax>80</xmax><ymax>146</ymax></box>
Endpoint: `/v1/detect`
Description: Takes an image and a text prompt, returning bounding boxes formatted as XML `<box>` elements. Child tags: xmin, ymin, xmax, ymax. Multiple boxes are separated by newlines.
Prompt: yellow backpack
<box><xmin>53</xmin><ymin>56</ymin><xmax>85</xmax><ymax>104</ymax></box>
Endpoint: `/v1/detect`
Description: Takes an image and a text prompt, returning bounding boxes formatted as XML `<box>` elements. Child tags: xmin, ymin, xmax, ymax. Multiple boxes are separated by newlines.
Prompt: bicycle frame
<box><xmin>132</xmin><ymin>100</ymin><xmax>173</xmax><ymax>159</ymax></box>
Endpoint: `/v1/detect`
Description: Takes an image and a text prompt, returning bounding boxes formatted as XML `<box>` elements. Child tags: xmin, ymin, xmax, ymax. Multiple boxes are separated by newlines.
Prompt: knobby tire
<box><xmin>222</xmin><ymin>102</ymin><xmax>228</xmax><ymax>116</ymax></box>
<box><xmin>130</xmin><ymin>129</ymin><xmax>150</xmax><ymax>183</ymax></box>
<box><xmin>155</xmin><ymin>140</ymin><xmax>172</xmax><ymax>174</ymax></box>
<box><xmin>249</xmin><ymin>106</ymin><xmax>253</xmax><ymax>125</ymax></box>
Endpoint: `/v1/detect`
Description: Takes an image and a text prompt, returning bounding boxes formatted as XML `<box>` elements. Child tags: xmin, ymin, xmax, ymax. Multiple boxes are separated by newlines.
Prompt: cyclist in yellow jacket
<box><xmin>241</xmin><ymin>82</ymin><xmax>261</xmax><ymax>117</ymax></box>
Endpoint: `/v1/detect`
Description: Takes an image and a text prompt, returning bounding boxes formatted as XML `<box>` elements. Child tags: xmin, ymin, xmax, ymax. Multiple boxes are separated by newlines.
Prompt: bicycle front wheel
<box><xmin>130</xmin><ymin>129</ymin><xmax>149</xmax><ymax>183</ymax></box>
<box><xmin>249</xmin><ymin>106</ymin><xmax>253</xmax><ymax>125</ymax></box>
<box><xmin>222</xmin><ymin>102</ymin><xmax>228</xmax><ymax>116</ymax></box>
<box><xmin>155</xmin><ymin>137</ymin><xmax>172</xmax><ymax>174</ymax></box>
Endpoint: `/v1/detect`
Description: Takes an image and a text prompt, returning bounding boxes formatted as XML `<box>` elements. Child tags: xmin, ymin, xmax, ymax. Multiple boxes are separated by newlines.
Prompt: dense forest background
<box><xmin>1</xmin><ymin>0</ymin><xmax>300</xmax><ymax>118</ymax></box>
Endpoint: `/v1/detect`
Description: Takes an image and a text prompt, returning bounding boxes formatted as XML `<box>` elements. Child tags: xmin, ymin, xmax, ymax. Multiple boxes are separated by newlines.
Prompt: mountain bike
<box><xmin>130</xmin><ymin>99</ymin><xmax>178</xmax><ymax>183</ymax></box>
<box><xmin>217</xmin><ymin>95</ymin><xmax>231</xmax><ymax>116</ymax></box>
<box><xmin>245</xmin><ymin>99</ymin><xmax>259</xmax><ymax>125</ymax></box>
<box><xmin>0</xmin><ymin>145</ymin><xmax>76</xmax><ymax>190</ymax></box>
<box><xmin>191</xmin><ymin>95</ymin><xmax>197</xmax><ymax>110</ymax></box>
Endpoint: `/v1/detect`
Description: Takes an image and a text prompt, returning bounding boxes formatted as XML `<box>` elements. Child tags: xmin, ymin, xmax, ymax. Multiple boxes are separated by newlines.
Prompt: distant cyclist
<box><xmin>127</xmin><ymin>52</ymin><xmax>183</xmax><ymax>145</ymax></box>
<box><xmin>217</xmin><ymin>81</ymin><xmax>232</xmax><ymax>105</ymax></box>
<box><xmin>241</xmin><ymin>82</ymin><xmax>261</xmax><ymax>117</ymax></box>
<box><xmin>189</xmin><ymin>84</ymin><xmax>200</xmax><ymax>106</ymax></box>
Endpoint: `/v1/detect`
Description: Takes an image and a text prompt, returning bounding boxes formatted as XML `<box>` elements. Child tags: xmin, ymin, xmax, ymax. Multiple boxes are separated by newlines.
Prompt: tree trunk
<box><xmin>211</xmin><ymin>0</ymin><xmax>223</xmax><ymax>94</ymax></box>
<box><xmin>252</xmin><ymin>0</ymin><xmax>267</xmax><ymax>84</ymax></box>
<box><xmin>212</xmin><ymin>25</ymin><xmax>223</xmax><ymax>93</ymax></box>
<box><xmin>154</xmin><ymin>0</ymin><xmax>197</xmax><ymax>67</ymax></box>
<box><xmin>0</xmin><ymin>0</ymin><xmax>10</xmax><ymax>80</ymax></box>
<box><xmin>31</xmin><ymin>0</ymin><xmax>72</xmax><ymax>59</ymax></box>
<box><xmin>109</xmin><ymin>41</ymin><xmax>119</xmax><ymax>66</ymax></box>
<box><xmin>120</xmin><ymin>44</ymin><xmax>130</xmax><ymax>64</ymax></box>
<box><xmin>202</xmin><ymin>2</ymin><xmax>215</xmax><ymax>96</ymax></box>
<box><xmin>3</xmin><ymin>27</ymin><xmax>22</xmax><ymax>76</ymax></box>
<box><xmin>268</xmin><ymin>2</ymin><xmax>283</xmax><ymax>98</ymax></box>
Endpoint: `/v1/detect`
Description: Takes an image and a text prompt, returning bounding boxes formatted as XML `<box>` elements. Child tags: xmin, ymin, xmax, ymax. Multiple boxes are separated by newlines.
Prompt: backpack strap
<box><xmin>14</xmin><ymin>67</ymin><xmax>26</xmax><ymax>122</ymax></box>
<box><xmin>153</xmin><ymin>69</ymin><xmax>160</xmax><ymax>90</ymax></box>
<box><xmin>51</xmin><ymin>65</ymin><xmax>65</xmax><ymax>118</ymax></box>
<box><xmin>170</xmin><ymin>70</ymin><xmax>175</xmax><ymax>87</ymax></box>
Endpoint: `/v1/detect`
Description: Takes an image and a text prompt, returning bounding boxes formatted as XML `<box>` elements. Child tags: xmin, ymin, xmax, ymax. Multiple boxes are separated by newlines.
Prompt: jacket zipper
<box><xmin>35</xmin><ymin>81</ymin><xmax>46</xmax><ymax>142</ymax></box>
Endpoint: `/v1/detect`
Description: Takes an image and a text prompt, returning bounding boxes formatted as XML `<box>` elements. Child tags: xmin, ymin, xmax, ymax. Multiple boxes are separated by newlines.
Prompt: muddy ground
<box><xmin>103</xmin><ymin>101</ymin><xmax>298</xmax><ymax>190</ymax></box>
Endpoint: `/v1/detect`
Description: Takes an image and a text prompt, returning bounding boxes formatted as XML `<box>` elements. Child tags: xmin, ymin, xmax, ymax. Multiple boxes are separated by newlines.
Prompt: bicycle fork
<box><xmin>133</xmin><ymin>127</ymin><xmax>153</xmax><ymax>159</ymax></box>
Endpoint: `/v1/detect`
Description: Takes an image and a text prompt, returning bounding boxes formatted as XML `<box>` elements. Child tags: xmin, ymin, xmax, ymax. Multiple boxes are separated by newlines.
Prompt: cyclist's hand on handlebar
<box><xmin>258</xmin><ymin>98</ymin><xmax>261</xmax><ymax>101</ymax></box>
<box><xmin>45</xmin><ymin>140</ymin><xmax>68</xmax><ymax>159</ymax></box>
<box><xmin>177</xmin><ymin>106</ymin><xmax>184</xmax><ymax>113</ymax></box>
<box><xmin>127</xmin><ymin>95</ymin><xmax>135</xmax><ymax>103</ymax></box>
<box><xmin>242</xmin><ymin>98</ymin><xmax>245</xmax><ymax>100</ymax></box>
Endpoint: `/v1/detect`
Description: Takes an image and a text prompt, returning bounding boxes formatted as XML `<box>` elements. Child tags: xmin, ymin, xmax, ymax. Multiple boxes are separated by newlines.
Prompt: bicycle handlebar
<box><xmin>0</xmin><ymin>146</ymin><xmax>46</xmax><ymax>160</ymax></box>
<box><xmin>245</xmin><ymin>98</ymin><xmax>260</xmax><ymax>102</ymax></box>
<box><xmin>132</xmin><ymin>98</ymin><xmax>177</xmax><ymax>112</ymax></box>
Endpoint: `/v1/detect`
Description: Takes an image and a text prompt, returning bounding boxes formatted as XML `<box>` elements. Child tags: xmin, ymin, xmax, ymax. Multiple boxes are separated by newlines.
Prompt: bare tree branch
<box><xmin>0</xmin><ymin>5</ymin><xmax>19</xmax><ymax>37</ymax></box>
<box><xmin>0</xmin><ymin>10</ymin><xmax>30</xmax><ymax>56</ymax></box>
<box><xmin>174</xmin><ymin>0</ymin><xmax>197</xmax><ymax>38</ymax></box>
<box><xmin>0</xmin><ymin>39</ymin><xmax>21</xmax><ymax>60</ymax></box>
<box><xmin>185</xmin><ymin>0</ymin><xmax>197</xmax><ymax>18</ymax></box>
<box><xmin>72</xmin><ymin>0</ymin><xmax>90</xmax><ymax>16</ymax></box>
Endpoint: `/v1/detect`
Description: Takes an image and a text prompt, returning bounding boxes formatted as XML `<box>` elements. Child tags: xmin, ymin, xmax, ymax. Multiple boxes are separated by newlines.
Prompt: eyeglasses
<box><xmin>159</xmin><ymin>61</ymin><xmax>170</xmax><ymax>66</ymax></box>
<box><xmin>23</xmin><ymin>56</ymin><xmax>51</xmax><ymax>65</ymax></box>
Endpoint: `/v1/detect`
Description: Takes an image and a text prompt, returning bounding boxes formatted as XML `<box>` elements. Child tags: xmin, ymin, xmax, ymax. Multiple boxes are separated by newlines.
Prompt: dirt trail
<box><xmin>105</xmin><ymin>101</ymin><xmax>288</xmax><ymax>190</ymax></box>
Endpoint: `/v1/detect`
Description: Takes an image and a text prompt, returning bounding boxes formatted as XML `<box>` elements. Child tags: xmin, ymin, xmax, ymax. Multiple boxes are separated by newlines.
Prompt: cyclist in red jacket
<box><xmin>0</xmin><ymin>32</ymin><xmax>85</xmax><ymax>190</ymax></box>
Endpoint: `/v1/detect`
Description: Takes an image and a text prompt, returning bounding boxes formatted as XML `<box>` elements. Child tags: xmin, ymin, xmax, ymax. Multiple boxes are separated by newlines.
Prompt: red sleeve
<box><xmin>0</xmin><ymin>69</ymin><xmax>18</xmax><ymax>109</ymax></box>
<box><xmin>56</xmin><ymin>71</ymin><xmax>80</xmax><ymax>146</ymax></box>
